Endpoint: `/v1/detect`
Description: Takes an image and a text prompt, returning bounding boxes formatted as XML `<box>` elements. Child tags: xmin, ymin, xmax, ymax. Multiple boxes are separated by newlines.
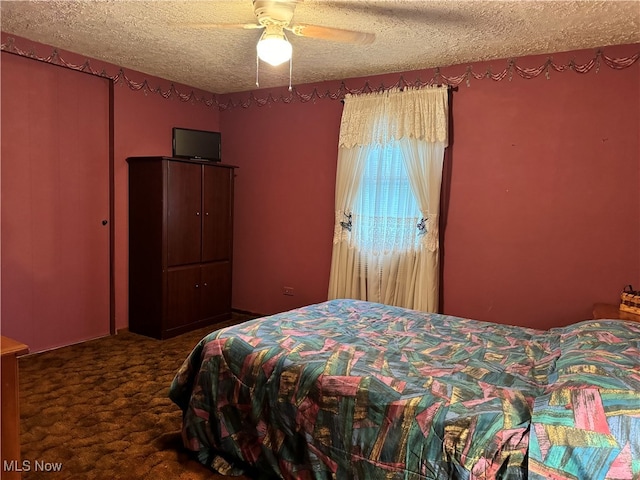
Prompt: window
<box><xmin>329</xmin><ymin>87</ymin><xmax>448</xmax><ymax>311</ymax></box>
<box><xmin>351</xmin><ymin>143</ymin><xmax>421</xmax><ymax>254</ymax></box>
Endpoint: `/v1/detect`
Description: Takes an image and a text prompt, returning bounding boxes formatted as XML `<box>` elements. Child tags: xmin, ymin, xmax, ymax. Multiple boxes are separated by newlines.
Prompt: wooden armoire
<box><xmin>127</xmin><ymin>156</ymin><xmax>236</xmax><ymax>339</ymax></box>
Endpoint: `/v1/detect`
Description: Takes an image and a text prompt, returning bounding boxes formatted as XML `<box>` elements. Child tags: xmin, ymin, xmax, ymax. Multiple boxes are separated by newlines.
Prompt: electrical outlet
<box><xmin>283</xmin><ymin>286</ymin><xmax>294</xmax><ymax>296</ymax></box>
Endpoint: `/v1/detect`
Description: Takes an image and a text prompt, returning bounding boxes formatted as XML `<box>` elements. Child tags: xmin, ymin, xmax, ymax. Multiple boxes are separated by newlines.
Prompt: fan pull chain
<box><xmin>288</xmin><ymin>55</ymin><xmax>292</xmax><ymax>92</ymax></box>
<box><xmin>256</xmin><ymin>52</ymin><xmax>260</xmax><ymax>88</ymax></box>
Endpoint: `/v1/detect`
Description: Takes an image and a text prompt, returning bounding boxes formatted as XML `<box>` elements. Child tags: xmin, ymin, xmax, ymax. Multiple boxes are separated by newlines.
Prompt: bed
<box><xmin>169</xmin><ymin>299</ymin><xmax>640</xmax><ymax>479</ymax></box>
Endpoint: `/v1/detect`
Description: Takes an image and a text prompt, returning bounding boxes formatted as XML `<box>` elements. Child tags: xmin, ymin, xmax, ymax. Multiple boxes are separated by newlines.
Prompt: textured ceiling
<box><xmin>1</xmin><ymin>0</ymin><xmax>639</xmax><ymax>94</ymax></box>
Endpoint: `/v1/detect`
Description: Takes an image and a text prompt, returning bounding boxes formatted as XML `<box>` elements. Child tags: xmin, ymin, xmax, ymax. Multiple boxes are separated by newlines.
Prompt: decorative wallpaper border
<box><xmin>2</xmin><ymin>36</ymin><xmax>638</xmax><ymax>110</ymax></box>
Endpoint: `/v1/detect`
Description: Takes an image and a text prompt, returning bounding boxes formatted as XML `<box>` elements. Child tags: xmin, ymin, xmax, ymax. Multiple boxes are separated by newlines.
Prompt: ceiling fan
<box><xmin>187</xmin><ymin>0</ymin><xmax>375</xmax><ymax>67</ymax></box>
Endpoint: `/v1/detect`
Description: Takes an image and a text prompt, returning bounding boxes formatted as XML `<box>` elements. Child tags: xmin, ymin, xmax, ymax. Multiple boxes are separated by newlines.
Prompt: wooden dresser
<box><xmin>592</xmin><ymin>303</ymin><xmax>640</xmax><ymax>322</ymax></box>
<box><xmin>1</xmin><ymin>336</ymin><xmax>29</xmax><ymax>480</ymax></box>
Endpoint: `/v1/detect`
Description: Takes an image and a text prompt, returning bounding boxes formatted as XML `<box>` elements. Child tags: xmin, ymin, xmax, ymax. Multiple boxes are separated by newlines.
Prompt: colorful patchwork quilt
<box><xmin>169</xmin><ymin>299</ymin><xmax>640</xmax><ymax>479</ymax></box>
<box><xmin>529</xmin><ymin>320</ymin><xmax>640</xmax><ymax>479</ymax></box>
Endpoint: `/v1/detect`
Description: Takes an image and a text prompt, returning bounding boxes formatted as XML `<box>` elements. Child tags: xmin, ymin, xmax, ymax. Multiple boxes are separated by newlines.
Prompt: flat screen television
<box><xmin>172</xmin><ymin>127</ymin><xmax>221</xmax><ymax>161</ymax></box>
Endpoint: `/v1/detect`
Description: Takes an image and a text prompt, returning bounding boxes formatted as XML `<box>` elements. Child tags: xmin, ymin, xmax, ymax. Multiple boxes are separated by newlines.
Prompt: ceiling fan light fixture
<box><xmin>256</xmin><ymin>31</ymin><xmax>292</xmax><ymax>66</ymax></box>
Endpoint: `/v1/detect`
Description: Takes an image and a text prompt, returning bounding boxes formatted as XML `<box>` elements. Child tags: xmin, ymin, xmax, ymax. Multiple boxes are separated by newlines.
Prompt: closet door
<box><xmin>1</xmin><ymin>52</ymin><xmax>110</xmax><ymax>353</ymax></box>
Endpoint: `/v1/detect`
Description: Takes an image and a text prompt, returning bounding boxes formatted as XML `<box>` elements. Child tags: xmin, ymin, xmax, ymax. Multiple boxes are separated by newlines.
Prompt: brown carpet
<box><xmin>18</xmin><ymin>316</ymin><xmax>257</xmax><ymax>480</ymax></box>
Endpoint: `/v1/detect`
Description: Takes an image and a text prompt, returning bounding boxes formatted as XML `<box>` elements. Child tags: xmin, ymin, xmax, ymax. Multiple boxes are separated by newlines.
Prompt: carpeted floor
<box><xmin>18</xmin><ymin>315</ymin><xmax>257</xmax><ymax>480</ymax></box>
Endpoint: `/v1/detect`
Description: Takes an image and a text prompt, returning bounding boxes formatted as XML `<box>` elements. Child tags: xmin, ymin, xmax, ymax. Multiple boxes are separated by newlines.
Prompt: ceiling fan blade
<box><xmin>175</xmin><ymin>23</ymin><xmax>264</xmax><ymax>30</ymax></box>
<box><xmin>287</xmin><ymin>24</ymin><xmax>375</xmax><ymax>45</ymax></box>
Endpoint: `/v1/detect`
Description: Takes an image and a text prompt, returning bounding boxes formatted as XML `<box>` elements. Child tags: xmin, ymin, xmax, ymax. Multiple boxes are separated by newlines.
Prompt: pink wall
<box><xmin>440</xmin><ymin>46</ymin><xmax>639</xmax><ymax>329</ymax></box>
<box><xmin>2</xmin><ymin>33</ymin><xmax>638</xmax><ymax>332</ymax></box>
<box><xmin>1</xmin><ymin>34</ymin><xmax>221</xmax><ymax>332</ymax></box>
<box><xmin>220</xmin><ymin>90</ymin><xmax>342</xmax><ymax>315</ymax></box>
<box><xmin>221</xmin><ymin>44</ymin><xmax>640</xmax><ymax>329</ymax></box>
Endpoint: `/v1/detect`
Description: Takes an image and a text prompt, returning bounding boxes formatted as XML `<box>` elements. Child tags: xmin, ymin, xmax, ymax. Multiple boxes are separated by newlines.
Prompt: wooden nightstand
<box><xmin>593</xmin><ymin>303</ymin><xmax>640</xmax><ymax>322</ymax></box>
<box><xmin>1</xmin><ymin>336</ymin><xmax>29</xmax><ymax>480</ymax></box>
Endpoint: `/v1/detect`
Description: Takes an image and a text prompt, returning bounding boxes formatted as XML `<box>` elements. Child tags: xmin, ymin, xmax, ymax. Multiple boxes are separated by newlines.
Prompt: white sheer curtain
<box><xmin>327</xmin><ymin>87</ymin><xmax>449</xmax><ymax>311</ymax></box>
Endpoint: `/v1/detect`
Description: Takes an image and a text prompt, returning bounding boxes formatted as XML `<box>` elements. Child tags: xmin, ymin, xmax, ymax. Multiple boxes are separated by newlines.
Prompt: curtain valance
<box><xmin>338</xmin><ymin>86</ymin><xmax>449</xmax><ymax>148</ymax></box>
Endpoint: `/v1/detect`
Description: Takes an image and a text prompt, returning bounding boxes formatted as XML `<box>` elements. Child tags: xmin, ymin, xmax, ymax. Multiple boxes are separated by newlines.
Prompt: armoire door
<box><xmin>166</xmin><ymin>266</ymin><xmax>201</xmax><ymax>331</ymax></box>
<box><xmin>1</xmin><ymin>52</ymin><xmax>111</xmax><ymax>353</ymax></box>
<box><xmin>202</xmin><ymin>165</ymin><xmax>232</xmax><ymax>262</ymax></box>
<box><xmin>167</xmin><ymin>161</ymin><xmax>202</xmax><ymax>266</ymax></box>
<box><xmin>200</xmin><ymin>262</ymin><xmax>232</xmax><ymax>319</ymax></box>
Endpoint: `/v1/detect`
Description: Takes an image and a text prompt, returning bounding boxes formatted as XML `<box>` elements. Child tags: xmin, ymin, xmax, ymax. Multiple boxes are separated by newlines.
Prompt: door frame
<box><xmin>108</xmin><ymin>80</ymin><xmax>115</xmax><ymax>335</ymax></box>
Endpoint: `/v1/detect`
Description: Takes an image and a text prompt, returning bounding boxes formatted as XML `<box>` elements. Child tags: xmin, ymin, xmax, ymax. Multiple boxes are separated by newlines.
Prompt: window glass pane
<box><xmin>352</xmin><ymin>143</ymin><xmax>421</xmax><ymax>253</ymax></box>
